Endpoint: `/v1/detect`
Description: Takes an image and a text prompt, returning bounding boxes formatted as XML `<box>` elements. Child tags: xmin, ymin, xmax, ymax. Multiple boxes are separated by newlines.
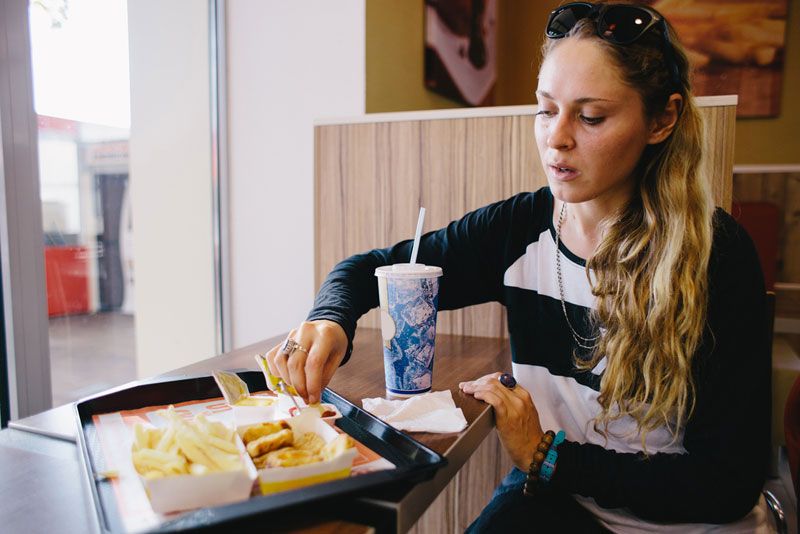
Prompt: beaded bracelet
<box><xmin>523</xmin><ymin>430</ymin><xmax>554</xmax><ymax>497</ymax></box>
<box><xmin>539</xmin><ymin>430</ymin><xmax>565</xmax><ymax>483</ymax></box>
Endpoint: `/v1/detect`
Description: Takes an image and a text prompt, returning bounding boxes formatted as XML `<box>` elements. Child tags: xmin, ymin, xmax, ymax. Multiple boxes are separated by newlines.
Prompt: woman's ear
<box><xmin>647</xmin><ymin>94</ymin><xmax>683</xmax><ymax>145</ymax></box>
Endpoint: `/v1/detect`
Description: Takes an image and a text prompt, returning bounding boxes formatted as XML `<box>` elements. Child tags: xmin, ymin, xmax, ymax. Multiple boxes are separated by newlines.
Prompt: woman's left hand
<box><xmin>459</xmin><ymin>372</ymin><xmax>545</xmax><ymax>471</ymax></box>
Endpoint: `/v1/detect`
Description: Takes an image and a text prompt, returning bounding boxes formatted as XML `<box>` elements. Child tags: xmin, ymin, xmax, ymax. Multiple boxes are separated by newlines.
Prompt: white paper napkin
<box><xmin>361</xmin><ymin>390</ymin><xmax>467</xmax><ymax>433</ymax></box>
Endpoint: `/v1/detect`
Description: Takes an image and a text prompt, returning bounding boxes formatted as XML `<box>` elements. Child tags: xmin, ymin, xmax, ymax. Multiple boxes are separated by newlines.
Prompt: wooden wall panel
<box><xmin>406</xmin><ymin>430</ymin><xmax>515</xmax><ymax>534</ymax></box>
<box><xmin>315</xmin><ymin>103</ymin><xmax>737</xmax><ymax>340</ymax></box>
<box><xmin>407</xmin><ymin>480</ymin><xmax>456</xmax><ymax>534</ymax></box>
<box><xmin>700</xmin><ymin>105</ymin><xmax>736</xmax><ymax>211</ymax></box>
<box><xmin>316</xmin><ymin>114</ymin><xmax>546</xmax><ymax>338</ymax></box>
<box><xmin>732</xmin><ymin>170</ymin><xmax>800</xmax><ymax>319</ymax></box>
<box><xmin>315</xmin><ymin>106</ymin><xmax>736</xmax><ymax>337</ymax></box>
<box><xmin>785</xmin><ymin>175</ymin><xmax>800</xmax><ymax>284</ymax></box>
<box><xmin>732</xmin><ymin>171</ymin><xmax>800</xmax><ymax>285</ymax></box>
<box><xmin>453</xmin><ymin>430</ymin><xmax>514</xmax><ymax>531</ymax></box>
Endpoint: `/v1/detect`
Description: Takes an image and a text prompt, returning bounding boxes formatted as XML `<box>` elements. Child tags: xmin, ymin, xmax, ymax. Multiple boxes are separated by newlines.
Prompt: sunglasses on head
<box><xmin>546</xmin><ymin>2</ymin><xmax>681</xmax><ymax>90</ymax></box>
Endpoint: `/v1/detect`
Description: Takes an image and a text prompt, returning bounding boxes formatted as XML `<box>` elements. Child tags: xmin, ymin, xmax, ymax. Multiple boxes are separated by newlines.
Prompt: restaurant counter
<box><xmin>3</xmin><ymin>328</ymin><xmax>513</xmax><ymax>533</ymax></box>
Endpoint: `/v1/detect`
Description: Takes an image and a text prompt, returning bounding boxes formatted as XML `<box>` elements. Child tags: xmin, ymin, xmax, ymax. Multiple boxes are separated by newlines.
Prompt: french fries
<box><xmin>131</xmin><ymin>406</ymin><xmax>243</xmax><ymax>479</ymax></box>
<box><xmin>653</xmin><ymin>0</ymin><xmax>787</xmax><ymax>68</ymax></box>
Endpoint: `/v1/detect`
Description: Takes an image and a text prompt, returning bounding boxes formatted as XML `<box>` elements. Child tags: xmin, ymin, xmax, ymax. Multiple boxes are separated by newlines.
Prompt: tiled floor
<box><xmin>49</xmin><ymin>312</ymin><xmax>137</xmax><ymax>406</ymax></box>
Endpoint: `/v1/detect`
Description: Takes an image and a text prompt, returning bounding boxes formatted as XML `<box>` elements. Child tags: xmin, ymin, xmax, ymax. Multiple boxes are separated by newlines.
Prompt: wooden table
<box><xmin>3</xmin><ymin>328</ymin><xmax>512</xmax><ymax>533</ymax></box>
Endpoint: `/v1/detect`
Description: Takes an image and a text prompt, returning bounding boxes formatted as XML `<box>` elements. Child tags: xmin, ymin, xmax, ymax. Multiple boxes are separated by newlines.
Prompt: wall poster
<box><xmin>651</xmin><ymin>0</ymin><xmax>790</xmax><ymax>117</ymax></box>
<box><xmin>424</xmin><ymin>0</ymin><xmax>497</xmax><ymax>106</ymax></box>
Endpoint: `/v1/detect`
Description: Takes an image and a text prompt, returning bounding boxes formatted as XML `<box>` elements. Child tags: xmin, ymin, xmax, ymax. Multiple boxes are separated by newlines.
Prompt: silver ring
<box><xmin>280</xmin><ymin>338</ymin><xmax>309</xmax><ymax>357</ymax></box>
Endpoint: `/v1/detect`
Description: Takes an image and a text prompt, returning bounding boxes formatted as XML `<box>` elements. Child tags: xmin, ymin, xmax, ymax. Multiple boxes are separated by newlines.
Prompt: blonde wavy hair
<box><xmin>542</xmin><ymin>8</ymin><xmax>714</xmax><ymax>446</ymax></box>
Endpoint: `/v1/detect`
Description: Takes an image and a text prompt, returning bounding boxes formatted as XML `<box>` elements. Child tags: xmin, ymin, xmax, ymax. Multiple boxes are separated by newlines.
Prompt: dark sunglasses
<box><xmin>546</xmin><ymin>2</ymin><xmax>681</xmax><ymax>90</ymax></box>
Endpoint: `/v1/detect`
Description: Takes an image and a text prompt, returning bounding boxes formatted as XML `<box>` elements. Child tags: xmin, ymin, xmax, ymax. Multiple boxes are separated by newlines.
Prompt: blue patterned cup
<box><xmin>375</xmin><ymin>264</ymin><xmax>444</xmax><ymax>396</ymax></box>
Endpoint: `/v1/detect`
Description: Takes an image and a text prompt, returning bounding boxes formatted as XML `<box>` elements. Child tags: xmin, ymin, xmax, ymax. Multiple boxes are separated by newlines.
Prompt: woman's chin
<box><xmin>548</xmin><ymin>181</ymin><xmax>591</xmax><ymax>204</ymax></box>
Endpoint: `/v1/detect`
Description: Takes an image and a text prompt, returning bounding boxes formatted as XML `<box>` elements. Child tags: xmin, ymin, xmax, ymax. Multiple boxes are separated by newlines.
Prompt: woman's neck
<box><xmin>553</xmin><ymin>192</ymin><xmax>632</xmax><ymax>259</ymax></box>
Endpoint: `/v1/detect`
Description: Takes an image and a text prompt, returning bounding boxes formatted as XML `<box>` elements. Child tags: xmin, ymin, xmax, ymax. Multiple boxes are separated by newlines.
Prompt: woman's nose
<box><xmin>547</xmin><ymin>115</ymin><xmax>575</xmax><ymax>150</ymax></box>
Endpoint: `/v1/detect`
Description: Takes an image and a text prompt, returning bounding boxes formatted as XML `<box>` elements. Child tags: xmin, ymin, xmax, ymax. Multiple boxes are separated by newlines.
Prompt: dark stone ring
<box><xmin>499</xmin><ymin>373</ymin><xmax>516</xmax><ymax>389</ymax></box>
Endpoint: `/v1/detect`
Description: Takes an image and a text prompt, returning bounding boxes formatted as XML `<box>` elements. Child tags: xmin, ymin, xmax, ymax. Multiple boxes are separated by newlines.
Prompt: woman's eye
<box><xmin>580</xmin><ymin>115</ymin><xmax>604</xmax><ymax>125</ymax></box>
<box><xmin>535</xmin><ymin>109</ymin><xmax>556</xmax><ymax>118</ymax></box>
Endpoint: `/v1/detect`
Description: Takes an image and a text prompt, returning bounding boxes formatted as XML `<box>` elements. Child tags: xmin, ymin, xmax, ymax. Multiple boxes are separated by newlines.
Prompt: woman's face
<box><xmin>535</xmin><ymin>38</ymin><xmax>655</xmax><ymax>208</ymax></box>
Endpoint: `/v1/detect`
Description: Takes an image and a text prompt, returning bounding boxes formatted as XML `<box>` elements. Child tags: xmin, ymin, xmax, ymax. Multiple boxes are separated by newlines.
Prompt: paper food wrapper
<box><xmin>212</xmin><ymin>370</ymin><xmax>251</xmax><ymax>404</ymax></box>
<box><xmin>212</xmin><ymin>369</ymin><xmax>280</xmax><ymax>426</ymax></box>
<box><xmin>276</xmin><ymin>393</ymin><xmax>343</xmax><ymax>422</ymax></box>
<box><xmin>254</xmin><ymin>353</ymin><xmax>298</xmax><ymax>395</ymax></box>
<box><xmin>238</xmin><ymin>412</ymin><xmax>357</xmax><ymax>494</ymax></box>
<box><xmin>138</xmin><ymin>431</ymin><xmax>257</xmax><ymax>514</ymax></box>
<box><xmin>232</xmin><ymin>390</ymin><xmax>341</xmax><ymax>427</ymax></box>
<box><xmin>232</xmin><ymin>396</ymin><xmax>279</xmax><ymax>427</ymax></box>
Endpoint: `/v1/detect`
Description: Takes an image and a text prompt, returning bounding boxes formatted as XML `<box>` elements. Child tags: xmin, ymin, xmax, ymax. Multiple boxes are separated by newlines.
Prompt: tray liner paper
<box><xmin>92</xmin><ymin>394</ymin><xmax>394</xmax><ymax>532</ymax></box>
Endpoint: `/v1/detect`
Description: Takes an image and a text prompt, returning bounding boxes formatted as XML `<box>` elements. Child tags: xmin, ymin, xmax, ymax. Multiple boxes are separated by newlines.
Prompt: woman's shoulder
<box><xmin>485</xmin><ymin>186</ymin><xmax>552</xmax><ymax>219</ymax></box>
<box><xmin>708</xmin><ymin>207</ymin><xmax>764</xmax><ymax>288</ymax></box>
<box><xmin>711</xmin><ymin>207</ymin><xmax>758</xmax><ymax>258</ymax></box>
<box><xmin>460</xmin><ymin>186</ymin><xmax>552</xmax><ymax>227</ymax></box>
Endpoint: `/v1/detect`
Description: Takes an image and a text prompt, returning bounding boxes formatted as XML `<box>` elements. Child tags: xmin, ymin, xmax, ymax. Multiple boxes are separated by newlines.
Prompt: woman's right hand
<box><xmin>264</xmin><ymin>320</ymin><xmax>349</xmax><ymax>405</ymax></box>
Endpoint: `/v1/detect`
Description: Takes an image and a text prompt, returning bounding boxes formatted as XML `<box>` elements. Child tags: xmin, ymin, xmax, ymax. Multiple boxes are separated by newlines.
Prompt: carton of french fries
<box><xmin>131</xmin><ymin>406</ymin><xmax>257</xmax><ymax>513</ymax></box>
<box><xmin>212</xmin><ymin>369</ymin><xmax>278</xmax><ymax>427</ymax></box>
<box><xmin>237</xmin><ymin>410</ymin><xmax>357</xmax><ymax>494</ymax></box>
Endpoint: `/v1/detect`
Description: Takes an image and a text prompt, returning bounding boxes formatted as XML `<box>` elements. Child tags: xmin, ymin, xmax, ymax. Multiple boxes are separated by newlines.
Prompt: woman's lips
<box><xmin>549</xmin><ymin>164</ymin><xmax>579</xmax><ymax>181</ymax></box>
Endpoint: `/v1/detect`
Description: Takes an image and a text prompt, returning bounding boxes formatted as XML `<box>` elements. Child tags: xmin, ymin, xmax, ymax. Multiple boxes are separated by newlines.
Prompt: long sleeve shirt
<box><xmin>307</xmin><ymin>187</ymin><xmax>770</xmax><ymax>532</ymax></box>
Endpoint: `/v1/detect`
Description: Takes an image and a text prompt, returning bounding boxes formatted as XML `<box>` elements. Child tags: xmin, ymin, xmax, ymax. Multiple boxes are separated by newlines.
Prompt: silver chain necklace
<box><xmin>555</xmin><ymin>202</ymin><xmax>600</xmax><ymax>350</ymax></box>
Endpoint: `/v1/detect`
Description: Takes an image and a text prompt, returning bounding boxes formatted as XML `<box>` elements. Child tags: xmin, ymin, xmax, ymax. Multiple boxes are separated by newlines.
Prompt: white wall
<box><xmin>128</xmin><ymin>1</ymin><xmax>217</xmax><ymax>376</ymax></box>
<box><xmin>227</xmin><ymin>1</ymin><xmax>366</xmax><ymax>347</ymax></box>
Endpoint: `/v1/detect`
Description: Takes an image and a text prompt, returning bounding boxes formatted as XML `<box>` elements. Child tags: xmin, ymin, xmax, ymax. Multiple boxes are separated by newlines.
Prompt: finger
<box><xmin>264</xmin><ymin>345</ymin><xmax>281</xmax><ymax>378</ymax></box>
<box><xmin>287</xmin><ymin>349</ymin><xmax>308</xmax><ymax>401</ymax></box>
<box><xmin>473</xmin><ymin>380</ymin><xmax>517</xmax><ymax>404</ymax></box>
<box><xmin>289</xmin><ymin>321</ymin><xmax>319</xmax><ymax>403</ymax></box>
<box><xmin>511</xmin><ymin>383</ymin><xmax>534</xmax><ymax>405</ymax></box>
<box><xmin>273</xmin><ymin>350</ymin><xmax>291</xmax><ymax>386</ymax></box>
<box><xmin>288</xmin><ymin>327</ymin><xmax>314</xmax><ymax>401</ymax></box>
<box><xmin>472</xmin><ymin>388</ymin><xmax>508</xmax><ymax>420</ymax></box>
<box><xmin>459</xmin><ymin>371</ymin><xmax>503</xmax><ymax>392</ymax></box>
<box><xmin>273</xmin><ymin>329</ymin><xmax>296</xmax><ymax>385</ymax></box>
<box><xmin>305</xmin><ymin>335</ymin><xmax>334</xmax><ymax>405</ymax></box>
<box><xmin>462</xmin><ymin>375</ymin><xmax>511</xmax><ymax>398</ymax></box>
<box><xmin>320</xmin><ymin>346</ymin><xmax>346</xmax><ymax>390</ymax></box>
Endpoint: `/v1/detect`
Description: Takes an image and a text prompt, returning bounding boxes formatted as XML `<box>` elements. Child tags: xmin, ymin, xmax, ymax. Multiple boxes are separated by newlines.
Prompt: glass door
<box><xmin>0</xmin><ymin>0</ymin><xmax>226</xmax><ymax>420</ymax></box>
<box><xmin>29</xmin><ymin>0</ymin><xmax>136</xmax><ymax>405</ymax></box>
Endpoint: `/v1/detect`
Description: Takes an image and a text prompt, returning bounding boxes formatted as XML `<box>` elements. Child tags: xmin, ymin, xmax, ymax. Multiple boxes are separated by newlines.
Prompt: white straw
<box><xmin>409</xmin><ymin>207</ymin><xmax>426</xmax><ymax>264</ymax></box>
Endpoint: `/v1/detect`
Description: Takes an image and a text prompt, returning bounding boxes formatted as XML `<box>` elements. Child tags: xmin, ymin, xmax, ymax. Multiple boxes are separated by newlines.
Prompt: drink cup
<box><xmin>374</xmin><ymin>263</ymin><xmax>443</xmax><ymax>396</ymax></box>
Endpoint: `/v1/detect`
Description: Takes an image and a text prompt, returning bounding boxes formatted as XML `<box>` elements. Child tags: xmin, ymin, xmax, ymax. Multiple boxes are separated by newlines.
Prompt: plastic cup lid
<box><xmin>374</xmin><ymin>263</ymin><xmax>443</xmax><ymax>278</ymax></box>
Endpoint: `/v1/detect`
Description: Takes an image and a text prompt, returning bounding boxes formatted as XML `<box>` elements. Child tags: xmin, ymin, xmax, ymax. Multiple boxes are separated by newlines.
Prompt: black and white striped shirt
<box><xmin>309</xmin><ymin>187</ymin><xmax>770</xmax><ymax>531</ymax></box>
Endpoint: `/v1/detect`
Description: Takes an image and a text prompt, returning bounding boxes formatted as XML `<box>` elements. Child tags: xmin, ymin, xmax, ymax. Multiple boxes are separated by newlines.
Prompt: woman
<box><xmin>265</xmin><ymin>3</ymin><xmax>770</xmax><ymax>531</ymax></box>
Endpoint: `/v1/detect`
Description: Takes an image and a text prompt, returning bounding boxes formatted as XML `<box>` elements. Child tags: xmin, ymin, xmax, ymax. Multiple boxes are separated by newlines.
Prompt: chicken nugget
<box><xmin>251</xmin><ymin>452</ymin><xmax>270</xmax><ymax>469</ymax></box>
<box><xmin>321</xmin><ymin>433</ymin><xmax>354</xmax><ymax>461</ymax></box>
<box><xmin>265</xmin><ymin>447</ymin><xmax>321</xmax><ymax>468</ymax></box>
<box><xmin>246</xmin><ymin>428</ymin><xmax>294</xmax><ymax>458</ymax></box>
<box><xmin>294</xmin><ymin>432</ymin><xmax>325</xmax><ymax>454</ymax></box>
<box><xmin>241</xmin><ymin>420</ymin><xmax>289</xmax><ymax>445</ymax></box>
